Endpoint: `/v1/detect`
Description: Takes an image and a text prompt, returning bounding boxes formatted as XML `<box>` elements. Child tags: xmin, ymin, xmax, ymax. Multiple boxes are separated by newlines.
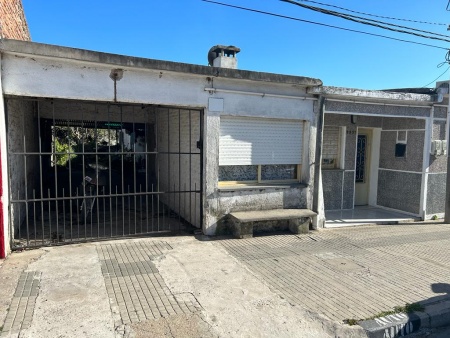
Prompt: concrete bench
<box><xmin>229</xmin><ymin>209</ymin><xmax>317</xmax><ymax>239</ymax></box>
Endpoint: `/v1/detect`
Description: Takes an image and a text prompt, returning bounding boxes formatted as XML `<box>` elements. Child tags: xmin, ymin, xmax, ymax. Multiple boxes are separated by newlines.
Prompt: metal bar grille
<box><xmin>355</xmin><ymin>134</ymin><xmax>367</xmax><ymax>183</ymax></box>
<box><xmin>7</xmin><ymin>98</ymin><xmax>203</xmax><ymax>249</ymax></box>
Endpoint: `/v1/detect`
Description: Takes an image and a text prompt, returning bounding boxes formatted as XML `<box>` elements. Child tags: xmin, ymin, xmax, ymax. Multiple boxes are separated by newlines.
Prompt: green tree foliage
<box><xmin>52</xmin><ymin>126</ymin><xmax>119</xmax><ymax>167</ymax></box>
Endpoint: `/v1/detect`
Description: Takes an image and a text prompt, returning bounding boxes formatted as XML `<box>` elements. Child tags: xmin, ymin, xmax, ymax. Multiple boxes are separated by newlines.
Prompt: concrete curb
<box><xmin>358</xmin><ymin>300</ymin><xmax>450</xmax><ymax>338</ymax></box>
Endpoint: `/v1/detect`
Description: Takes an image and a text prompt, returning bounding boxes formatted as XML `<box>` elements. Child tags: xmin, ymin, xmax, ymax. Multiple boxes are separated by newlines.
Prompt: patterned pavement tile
<box><xmin>0</xmin><ymin>271</ymin><xmax>41</xmax><ymax>337</ymax></box>
<box><xmin>220</xmin><ymin>224</ymin><xmax>450</xmax><ymax>321</ymax></box>
<box><xmin>97</xmin><ymin>241</ymin><xmax>202</xmax><ymax>326</ymax></box>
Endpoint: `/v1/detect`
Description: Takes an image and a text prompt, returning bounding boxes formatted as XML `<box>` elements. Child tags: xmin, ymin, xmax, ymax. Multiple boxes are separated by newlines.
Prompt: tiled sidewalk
<box><xmin>97</xmin><ymin>241</ymin><xmax>202</xmax><ymax>327</ymax></box>
<box><xmin>2</xmin><ymin>223</ymin><xmax>450</xmax><ymax>337</ymax></box>
<box><xmin>220</xmin><ymin>223</ymin><xmax>450</xmax><ymax>322</ymax></box>
<box><xmin>1</xmin><ymin>271</ymin><xmax>41</xmax><ymax>337</ymax></box>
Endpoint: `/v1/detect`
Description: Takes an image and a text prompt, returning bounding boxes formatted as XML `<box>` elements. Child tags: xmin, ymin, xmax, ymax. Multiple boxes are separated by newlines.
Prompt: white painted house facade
<box><xmin>0</xmin><ymin>39</ymin><xmax>323</xmax><ymax>255</ymax></box>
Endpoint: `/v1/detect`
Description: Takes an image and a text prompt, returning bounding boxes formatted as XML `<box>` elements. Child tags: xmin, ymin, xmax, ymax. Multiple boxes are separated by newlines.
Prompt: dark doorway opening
<box><xmin>7</xmin><ymin>98</ymin><xmax>203</xmax><ymax>249</ymax></box>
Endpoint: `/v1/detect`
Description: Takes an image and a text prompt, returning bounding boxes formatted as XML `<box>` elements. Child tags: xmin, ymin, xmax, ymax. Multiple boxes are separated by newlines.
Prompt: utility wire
<box><xmin>287</xmin><ymin>0</ymin><xmax>450</xmax><ymax>39</ymax></box>
<box><xmin>282</xmin><ymin>0</ymin><xmax>450</xmax><ymax>43</ymax></box>
<box><xmin>423</xmin><ymin>51</ymin><xmax>450</xmax><ymax>88</ymax></box>
<box><xmin>201</xmin><ymin>0</ymin><xmax>448</xmax><ymax>50</ymax></box>
<box><xmin>299</xmin><ymin>0</ymin><xmax>447</xmax><ymax>26</ymax></box>
<box><xmin>422</xmin><ymin>66</ymin><xmax>450</xmax><ymax>88</ymax></box>
<box><xmin>437</xmin><ymin>50</ymin><xmax>450</xmax><ymax>68</ymax></box>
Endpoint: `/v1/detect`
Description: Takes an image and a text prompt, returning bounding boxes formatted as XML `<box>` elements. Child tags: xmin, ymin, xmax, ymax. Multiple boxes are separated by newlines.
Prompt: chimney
<box><xmin>208</xmin><ymin>45</ymin><xmax>240</xmax><ymax>69</ymax></box>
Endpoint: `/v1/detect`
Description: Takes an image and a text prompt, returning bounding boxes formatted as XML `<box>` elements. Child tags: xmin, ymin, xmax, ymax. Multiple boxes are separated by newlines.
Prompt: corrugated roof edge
<box><xmin>0</xmin><ymin>39</ymin><xmax>323</xmax><ymax>87</ymax></box>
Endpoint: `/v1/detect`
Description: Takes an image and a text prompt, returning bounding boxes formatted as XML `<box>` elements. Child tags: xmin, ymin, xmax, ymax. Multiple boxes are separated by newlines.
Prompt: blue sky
<box><xmin>22</xmin><ymin>0</ymin><xmax>450</xmax><ymax>90</ymax></box>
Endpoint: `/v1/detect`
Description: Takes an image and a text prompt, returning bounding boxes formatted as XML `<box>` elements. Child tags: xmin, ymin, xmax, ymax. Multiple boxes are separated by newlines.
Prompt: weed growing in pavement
<box><xmin>343</xmin><ymin>318</ymin><xmax>361</xmax><ymax>326</ymax></box>
<box><xmin>395</xmin><ymin>303</ymin><xmax>425</xmax><ymax>314</ymax></box>
<box><xmin>343</xmin><ymin>303</ymin><xmax>425</xmax><ymax>326</ymax></box>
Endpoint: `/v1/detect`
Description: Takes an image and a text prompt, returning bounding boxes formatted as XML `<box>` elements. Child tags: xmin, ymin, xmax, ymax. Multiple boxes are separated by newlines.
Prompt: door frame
<box><xmin>354</xmin><ymin>127</ymin><xmax>381</xmax><ymax>207</ymax></box>
<box><xmin>6</xmin><ymin>98</ymin><xmax>205</xmax><ymax>250</ymax></box>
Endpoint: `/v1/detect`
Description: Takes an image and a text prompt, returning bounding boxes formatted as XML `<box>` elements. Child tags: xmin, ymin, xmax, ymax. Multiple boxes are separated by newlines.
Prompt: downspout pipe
<box><xmin>312</xmin><ymin>95</ymin><xmax>325</xmax><ymax>226</ymax></box>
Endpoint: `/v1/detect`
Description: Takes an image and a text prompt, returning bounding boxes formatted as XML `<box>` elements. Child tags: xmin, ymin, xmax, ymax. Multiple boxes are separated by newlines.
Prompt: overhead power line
<box><xmin>201</xmin><ymin>0</ymin><xmax>448</xmax><ymax>50</ymax></box>
<box><xmin>422</xmin><ymin>66</ymin><xmax>450</xmax><ymax>88</ymax></box>
<box><xmin>299</xmin><ymin>0</ymin><xmax>447</xmax><ymax>26</ymax></box>
<box><xmin>288</xmin><ymin>0</ymin><xmax>450</xmax><ymax>39</ymax></box>
<box><xmin>281</xmin><ymin>0</ymin><xmax>450</xmax><ymax>43</ymax></box>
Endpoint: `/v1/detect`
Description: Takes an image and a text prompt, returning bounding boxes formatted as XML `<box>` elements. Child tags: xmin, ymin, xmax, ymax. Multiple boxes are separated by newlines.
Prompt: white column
<box><xmin>421</xmin><ymin>108</ymin><xmax>433</xmax><ymax>219</ymax></box>
<box><xmin>0</xmin><ymin>54</ymin><xmax>11</xmax><ymax>256</ymax></box>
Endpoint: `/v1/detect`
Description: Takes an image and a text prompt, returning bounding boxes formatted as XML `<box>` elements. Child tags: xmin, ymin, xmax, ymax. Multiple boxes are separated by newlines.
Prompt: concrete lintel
<box><xmin>0</xmin><ymin>39</ymin><xmax>323</xmax><ymax>87</ymax></box>
<box><xmin>218</xmin><ymin>183</ymin><xmax>307</xmax><ymax>192</ymax></box>
<box><xmin>308</xmin><ymin>86</ymin><xmax>435</xmax><ymax>103</ymax></box>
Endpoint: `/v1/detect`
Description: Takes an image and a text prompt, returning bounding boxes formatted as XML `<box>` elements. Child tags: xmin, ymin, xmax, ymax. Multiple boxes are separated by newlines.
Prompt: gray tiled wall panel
<box><xmin>381</xmin><ymin>117</ymin><xmax>425</xmax><ymax>130</ymax></box>
<box><xmin>426</xmin><ymin>173</ymin><xmax>446</xmax><ymax>215</ymax></box>
<box><xmin>434</xmin><ymin>106</ymin><xmax>447</xmax><ymax>119</ymax></box>
<box><xmin>324</xmin><ymin>113</ymin><xmax>383</xmax><ymax>128</ymax></box>
<box><xmin>345</xmin><ymin>127</ymin><xmax>357</xmax><ymax>170</ymax></box>
<box><xmin>429</xmin><ymin>155</ymin><xmax>447</xmax><ymax>173</ymax></box>
<box><xmin>428</xmin><ymin>121</ymin><xmax>447</xmax><ymax>173</ymax></box>
<box><xmin>377</xmin><ymin>170</ymin><xmax>422</xmax><ymax>214</ymax></box>
<box><xmin>322</xmin><ymin>170</ymin><xmax>343</xmax><ymax>210</ymax></box>
<box><xmin>326</xmin><ymin>101</ymin><xmax>430</xmax><ymax>117</ymax></box>
<box><xmin>343</xmin><ymin>171</ymin><xmax>355</xmax><ymax>209</ymax></box>
<box><xmin>379</xmin><ymin>130</ymin><xmax>424</xmax><ymax>172</ymax></box>
<box><xmin>433</xmin><ymin>120</ymin><xmax>446</xmax><ymax>140</ymax></box>
<box><xmin>324</xmin><ymin>113</ymin><xmax>426</xmax><ymax>130</ymax></box>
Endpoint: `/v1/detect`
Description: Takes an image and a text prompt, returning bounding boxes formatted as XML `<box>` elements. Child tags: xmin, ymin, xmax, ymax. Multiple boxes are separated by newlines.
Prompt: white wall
<box><xmin>0</xmin><ymin>55</ymin><xmax>9</xmax><ymax>256</ymax></box>
<box><xmin>157</xmin><ymin>107</ymin><xmax>202</xmax><ymax>227</ymax></box>
<box><xmin>204</xmin><ymin>97</ymin><xmax>317</xmax><ymax>235</ymax></box>
<box><xmin>1</xmin><ymin>53</ymin><xmax>206</xmax><ymax>105</ymax></box>
<box><xmin>1</xmin><ymin>54</ymin><xmax>314</xmax><ymax>119</ymax></box>
<box><xmin>5</xmin><ymin>99</ymin><xmax>38</xmax><ymax>245</ymax></box>
<box><xmin>1</xmin><ymin>51</ymin><xmax>319</xmax><ymax>237</ymax></box>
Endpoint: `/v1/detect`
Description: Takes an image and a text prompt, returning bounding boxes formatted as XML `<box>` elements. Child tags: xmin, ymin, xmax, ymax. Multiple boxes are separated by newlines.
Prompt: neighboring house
<box><xmin>0</xmin><ymin>40</ymin><xmax>322</xmax><ymax>256</ymax></box>
<box><xmin>309</xmin><ymin>86</ymin><xmax>447</xmax><ymax>221</ymax></box>
<box><xmin>0</xmin><ymin>0</ymin><xmax>30</xmax><ymax>41</ymax></box>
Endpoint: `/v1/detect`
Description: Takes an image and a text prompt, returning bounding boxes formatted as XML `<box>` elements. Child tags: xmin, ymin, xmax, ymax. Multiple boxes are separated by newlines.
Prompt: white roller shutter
<box><xmin>219</xmin><ymin>117</ymin><xmax>303</xmax><ymax>165</ymax></box>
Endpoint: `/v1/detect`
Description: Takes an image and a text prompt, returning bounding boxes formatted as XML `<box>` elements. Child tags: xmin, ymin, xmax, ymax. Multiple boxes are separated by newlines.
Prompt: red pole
<box><xmin>0</xmin><ymin>143</ymin><xmax>4</xmax><ymax>259</ymax></box>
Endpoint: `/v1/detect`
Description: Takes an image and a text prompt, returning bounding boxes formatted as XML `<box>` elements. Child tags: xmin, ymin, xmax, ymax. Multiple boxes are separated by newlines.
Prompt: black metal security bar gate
<box><xmin>6</xmin><ymin>98</ymin><xmax>203</xmax><ymax>249</ymax></box>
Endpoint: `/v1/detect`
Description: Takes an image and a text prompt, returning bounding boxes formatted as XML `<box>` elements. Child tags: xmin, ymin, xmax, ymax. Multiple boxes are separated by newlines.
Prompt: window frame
<box><xmin>218</xmin><ymin>116</ymin><xmax>304</xmax><ymax>186</ymax></box>
<box><xmin>395</xmin><ymin>130</ymin><xmax>407</xmax><ymax>158</ymax></box>
<box><xmin>322</xmin><ymin>125</ymin><xmax>346</xmax><ymax>170</ymax></box>
<box><xmin>218</xmin><ymin>164</ymin><xmax>302</xmax><ymax>187</ymax></box>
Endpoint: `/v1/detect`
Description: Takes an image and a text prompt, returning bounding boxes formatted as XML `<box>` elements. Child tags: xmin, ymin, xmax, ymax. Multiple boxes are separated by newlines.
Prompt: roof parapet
<box><xmin>307</xmin><ymin>86</ymin><xmax>436</xmax><ymax>103</ymax></box>
<box><xmin>0</xmin><ymin>39</ymin><xmax>323</xmax><ymax>87</ymax></box>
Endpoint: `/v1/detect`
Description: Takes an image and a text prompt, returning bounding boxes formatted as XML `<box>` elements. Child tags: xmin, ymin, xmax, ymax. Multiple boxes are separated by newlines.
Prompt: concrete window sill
<box><xmin>218</xmin><ymin>182</ymin><xmax>307</xmax><ymax>192</ymax></box>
